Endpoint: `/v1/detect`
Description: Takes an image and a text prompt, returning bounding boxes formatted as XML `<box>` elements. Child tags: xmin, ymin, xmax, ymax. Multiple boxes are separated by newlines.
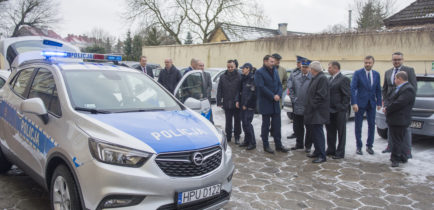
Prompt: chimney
<box><xmin>278</xmin><ymin>23</ymin><xmax>288</xmax><ymax>36</ymax></box>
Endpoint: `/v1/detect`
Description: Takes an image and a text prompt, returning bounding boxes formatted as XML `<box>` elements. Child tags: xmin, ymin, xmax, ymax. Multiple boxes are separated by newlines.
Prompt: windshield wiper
<box><xmin>114</xmin><ymin>108</ymin><xmax>165</xmax><ymax>113</ymax></box>
<box><xmin>74</xmin><ymin>107</ymin><xmax>112</xmax><ymax>114</ymax></box>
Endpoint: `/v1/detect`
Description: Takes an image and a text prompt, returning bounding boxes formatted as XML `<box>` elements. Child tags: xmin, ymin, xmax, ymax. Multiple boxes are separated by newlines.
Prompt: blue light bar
<box><xmin>43</xmin><ymin>40</ymin><xmax>63</xmax><ymax>47</ymax></box>
<box><xmin>41</xmin><ymin>51</ymin><xmax>122</xmax><ymax>61</ymax></box>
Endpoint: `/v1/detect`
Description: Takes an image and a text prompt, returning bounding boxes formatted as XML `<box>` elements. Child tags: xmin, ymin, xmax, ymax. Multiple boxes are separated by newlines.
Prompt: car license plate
<box><xmin>177</xmin><ymin>184</ymin><xmax>222</xmax><ymax>205</ymax></box>
<box><xmin>410</xmin><ymin>120</ymin><xmax>423</xmax><ymax>129</ymax></box>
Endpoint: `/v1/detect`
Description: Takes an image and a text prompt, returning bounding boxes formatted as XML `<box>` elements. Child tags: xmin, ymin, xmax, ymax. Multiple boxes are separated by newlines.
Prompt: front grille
<box><xmin>412</xmin><ymin>110</ymin><xmax>433</xmax><ymax>117</ymax></box>
<box><xmin>157</xmin><ymin>191</ymin><xmax>230</xmax><ymax>210</ymax></box>
<box><xmin>155</xmin><ymin>146</ymin><xmax>222</xmax><ymax>177</ymax></box>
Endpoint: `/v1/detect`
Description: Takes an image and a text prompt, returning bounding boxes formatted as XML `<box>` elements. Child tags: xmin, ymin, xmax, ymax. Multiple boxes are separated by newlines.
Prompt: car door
<box><xmin>0</xmin><ymin>67</ymin><xmax>61</xmax><ymax>177</ymax></box>
<box><xmin>174</xmin><ymin>70</ymin><xmax>211</xmax><ymax>120</ymax></box>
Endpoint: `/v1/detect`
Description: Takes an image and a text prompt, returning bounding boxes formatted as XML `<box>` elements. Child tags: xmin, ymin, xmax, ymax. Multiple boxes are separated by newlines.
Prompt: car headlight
<box><xmin>220</xmin><ymin>129</ymin><xmax>227</xmax><ymax>151</ymax></box>
<box><xmin>89</xmin><ymin>138</ymin><xmax>152</xmax><ymax>167</ymax></box>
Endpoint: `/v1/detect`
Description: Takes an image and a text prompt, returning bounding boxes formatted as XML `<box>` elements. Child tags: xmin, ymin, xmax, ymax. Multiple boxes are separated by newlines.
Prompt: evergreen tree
<box><xmin>123</xmin><ymin>31</ymin><xmax>133</xmax><ymax>60</ymax></box>
<box><xmin>104</xmin><ymin>37</ymin><xmax>112</xmax><ymax>53</ymax></box>
<box><xmin>114</xmin><ymin>39</ymin><xmax>123</xmax><ymax>54</ymax></box>
<box><xmin>144</xmin><ymin>27</ymin><xmax>162</xmax><ymax>46</ymax></box>
<box><xmin>131</xmin><ymin>34</ymin><xmax>143</xmax><ymax>61</ymax></box>
<box><xmin>83</xmin><ymin>44</ymin><xmax>106</xmax><ymax>54</ymax></box>
<box><xmin>184</xmin><ymin>32</ymin><xmax>193</xmax><ymax>44</ymax></box>
<box><xmin>357</xmin><ymin>0</ymin><xmax>387</xmax><ymax>30</ymax></box>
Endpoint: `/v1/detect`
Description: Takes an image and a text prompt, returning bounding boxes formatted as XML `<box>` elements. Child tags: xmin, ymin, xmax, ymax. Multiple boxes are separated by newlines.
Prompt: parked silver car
<box><xmin>0</xmin><ymin>71</ymin><xmax>10</xmax><ymax>88</ymax></box>
<box><xmin>376</xmin><ymin>74</ymin><xmax>434</xmax><ymax>138</ymax></box>
<box><xmin>284</xmin><ymin>70</ymin><xmax>355</xmax><ymax>120</ymax></box>
<box><xmin>206</xmin><ymin>68</ymin><xmax>226</xmax><ymax>102</ymax></box>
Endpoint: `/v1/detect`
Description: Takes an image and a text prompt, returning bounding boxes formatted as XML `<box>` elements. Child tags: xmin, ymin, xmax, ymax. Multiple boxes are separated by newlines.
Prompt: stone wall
<box><xmin>142</xmin><ymin>28</ymin><xmax>434</xmax><ymax>77</ymax></box>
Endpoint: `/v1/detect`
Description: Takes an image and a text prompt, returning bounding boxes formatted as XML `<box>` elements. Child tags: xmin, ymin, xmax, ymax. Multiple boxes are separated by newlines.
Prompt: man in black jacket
<box><xmin>217</xmin><ymin>60</ymin><xmax>242</xmax><ymax>144</ymax></box>
<box><xmin>382</xmin><ymin>52</ymin><xmax>417</xmax><ymax>157</ymax></box>
<box><xmin>383</xmin><ymin>71</ymin><xmax>416</xmax><ymax>167</ymax></box>
<box><xmin>304</xmin><ymin>61</ymin><xmax>330</xmax><ymax>163</ymax></box>
<box><xmin>157</xmin><ymin>58</ymin><xmax>182</xmax><ymax>94</ymax></box>
<box><xmin>326</xmin><ymin>61</ymin><xmax>351</xmax><ymax>159</ymax></box>
<box><xmin>236</xmin><ymin>63</ymin><xmax>256</xmax><ymax>150</ymax></box>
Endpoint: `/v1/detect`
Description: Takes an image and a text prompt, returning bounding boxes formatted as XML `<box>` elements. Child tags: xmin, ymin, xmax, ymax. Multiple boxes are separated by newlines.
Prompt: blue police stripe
<box><xmin>87</xmin><ymin>110</ymin><xmax>220</xmax><ymax>154</ymax></box>
<box><xmin>0</xmin><ymin>101</ymin><xmax>56</xmax><ymax>154</ymax></box>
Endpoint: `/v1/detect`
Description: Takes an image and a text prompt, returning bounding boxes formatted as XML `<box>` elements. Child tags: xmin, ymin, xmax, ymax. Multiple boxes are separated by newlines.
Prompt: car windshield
<box><xmin>416</xmin><ymin>79</ymin><xmax>434</xmax><ymax>97</ymax></box>
<box><xmin>206</xmin><ymin>69</ymin><xmax>223</xmax><ymax>78</ymax></box>
<box><xmin>62</xmin><ymin>70</ymin><xmax>182</xmax><ymax>113</ymax></box>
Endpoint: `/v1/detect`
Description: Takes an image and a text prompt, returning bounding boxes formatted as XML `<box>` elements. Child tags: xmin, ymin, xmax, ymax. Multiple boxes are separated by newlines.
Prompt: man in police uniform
<box><xmin>287</xmin><ymin>55</ymin><xmax>306</xmax><ymax>139</ymax></box>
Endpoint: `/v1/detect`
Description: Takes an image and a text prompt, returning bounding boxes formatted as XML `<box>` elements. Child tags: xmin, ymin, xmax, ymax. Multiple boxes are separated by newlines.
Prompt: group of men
<box><xmin>136</xmin><ymin>51</ymin><xmax>417</xmax><ymax>167</ymax></box>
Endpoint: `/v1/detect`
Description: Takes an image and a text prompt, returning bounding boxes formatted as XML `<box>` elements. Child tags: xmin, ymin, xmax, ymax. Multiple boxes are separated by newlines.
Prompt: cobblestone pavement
<box><xmin>1</xmin><ymin>107</ymin><xmax>433</xmax><ymax>209</ymax></box>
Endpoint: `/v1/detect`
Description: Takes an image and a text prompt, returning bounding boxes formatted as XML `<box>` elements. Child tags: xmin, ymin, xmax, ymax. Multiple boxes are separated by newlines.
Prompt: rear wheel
<box><xmin>50</xmin><ymin>165</ymin><xmax>81</xmax><ymax>210</ymax></box>
<box><xmin>377</xmin><ymin>127</ymin><xmax>388</xmax><ymax>139</ymax></box>
<box><xmin>0</xmin><ymin>148</ymin><xmax>12</xmax><ymax>173</ymax></box>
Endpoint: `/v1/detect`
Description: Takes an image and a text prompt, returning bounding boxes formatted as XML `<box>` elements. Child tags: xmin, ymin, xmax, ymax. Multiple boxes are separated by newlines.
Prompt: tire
<box><xmin>50</xmin><ymin>165</ymin><xmax>81</xmax><ymax>210</ymax></box>
<box><xmin>377</xmin><ymin>127</ymin><xmax>388</xmax><ymax>139</ymax></box>
<box><xmin>0</xmin><ymin>148</ymin><xmax>12</xmax><ymax>173</ymax></box>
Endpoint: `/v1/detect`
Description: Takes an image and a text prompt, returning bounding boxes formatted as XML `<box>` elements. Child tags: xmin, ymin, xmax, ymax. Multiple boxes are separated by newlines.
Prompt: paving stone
<box><xmin>359</xmin><ymin>196</ymin><xmax>389</xmax><ymax>207</ymax></box>
<box><xmin>257</xmin><ymin>192</ymin><xmax>285</xmax><ymax>201</ymax></box>
<box><xmin>305</xmin><ymin>198</ymin><xmax>335</xmax><ymax>209</ymax></box>
<box><xmin>246</xmin><ymin>178</ymin><xmax>271</xmax><ymax>186</ymax></box>
<box><xmin>383</xmin><ymin>186</ymin><xmax>409</xmax><ymax>195</ymax></box>
<box><xmin>264</xmin><ymin>183</ymin><xmax>289</xmax><ymax>193</ymax></box>
<box><xmin>284</xmin><ymin>191</ymin><xmax>313</xmax><ymax>201</ymax></box>
<box><xmin>358</xmin><ymin>206</ymin><xmax>384</xmax><ymax>210</ymax></box>
<box><xmin>238</xmin><ymin>185</ymin><xmax>262</xmax><ymax>193</ymax></box>
<box><xmin>277</xmin><ymin>199</ymin><xmax>304</xmax><ymax>210</ymax></box>
<box><xmin>334</xmin><ymin>188</ymin><xmax>362</xmax><ymax>199</ymax></box>
<box><xmin>359</xmin><ymin>180</ymin><xmax>388</xmax><ymax>189</ymax></box>
<box><xmin>359</xmin><ymin>173</ymin><xmax>384</xmax><ymax>182</ymax></box>
<box><xmin>250</xmin><ymin>200</ymin><xmax>281</xmax><ymax>210</ymax></box>
<box><xmin>332</xmin><ymin>197</ymin><xmax>362</xmax><ymax>209</ymax></box>
<box><xmin>384</xmin><ymin>195</ymin><xmax>413</xmax><ymax>205</ymax></box>
<box><xmin>385</xmin><ymin>205</ymin><xmax>412</xmax><ymax>210</ymax></box>
<box><xmin>360</xmin><ymin>188</ymin><xmax>385</xmax><ymax>198</ymax></box>
<box><xmin>413</xmin><ymin>201</ymin><xmax>434</xmax><ymax>210</ymax></box>
<box><xmin>318</xmin><ymin>169</ymin><xmax>341</xmax><ymax>178</ymax></box>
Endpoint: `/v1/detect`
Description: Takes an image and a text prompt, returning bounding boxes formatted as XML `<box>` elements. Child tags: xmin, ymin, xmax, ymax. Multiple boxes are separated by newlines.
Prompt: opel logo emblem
<box><xmin>192</xmin><ymin>152</ymin><xmax>204</xmax><ymax>166</ymax></box>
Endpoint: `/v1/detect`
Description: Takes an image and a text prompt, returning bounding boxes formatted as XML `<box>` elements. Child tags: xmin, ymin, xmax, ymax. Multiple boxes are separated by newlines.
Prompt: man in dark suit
<box><xmin>255</xmin><ymin>55</ymin><xmax>289</xmax><ymax>154</ymax></box>
<box><xmin>217</xmin><ymin>60</ymin><xmax>242</xmax><ymax>144</ymax></box>
<box><xmin>383</xmin><ymin>71</ymin><xmax>416</xmax><ymax>167</ymax></box>
<box><xmin>198</xmin><ymin>60</ymin><xmax>214</xmax><ymax>123</ymax></box>
<box><xmin>351</xmin><ymin>56</ymin><xmax>382</xmax><ymax>155</ymax></box>
<box><xmin>382</xmin><ymin>52</ymin><xmax>417</xmax><ymax>157</ymax></box>
<box><xmin>135</xmin><ymin>56</ymin><xmax>154</xmax><ymax>78</ymax></box>
<box><xmin>157</xmin><ymin>58</ymin><xmax>182</xmax><ymax>94</ymax></box>
<box><xmin>304</xmin><ymin>61</ymin><xmax>330</xmax><ymax>163</ymax></box>
<box><xmin>326</xmin><ymin>61</ymin><xmax>351</xmax><ymax>159</ymax></box>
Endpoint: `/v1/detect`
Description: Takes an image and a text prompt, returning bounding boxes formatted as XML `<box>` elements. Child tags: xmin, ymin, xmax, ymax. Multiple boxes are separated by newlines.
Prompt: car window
<box><xmin>11</xmin><ymin>68</ymin><xmax>34</xmax><ymax>98</ymax></box>
<box><xmin>175</xmin><ymin>72</ymin><xmax>205</xmax><ymax>103</ymax></box>
<box><xmin>416</xmin><ymin>80</ymin><xmax>434</xmax><ymax>97</ymax></box>
<box><xmin>63</xmin><ymin>70</ymin><xmax>181</xmax><ymax>112</ymax></box>
<box><xmin>213</xmin><ymin>71</ymin><xmax>225</xmax><ymax>82</ymax></box>
<box><xmin>0</xmin><ymin>78</ymin><xmax>5</xmax><ymax>88</ymax></box>
<box><xmin>28</xmin><ymin>68</ymin><xmax>61</xmax><ymax>116</ymax></box>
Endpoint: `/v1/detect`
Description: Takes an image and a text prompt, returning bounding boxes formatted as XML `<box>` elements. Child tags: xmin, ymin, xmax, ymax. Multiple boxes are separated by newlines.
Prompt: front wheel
<box><xmin>0</xmin><ymin>148</ymin><xmax>12</xmax><ymax>173</ymax></box>
<box><xmin>377</xmin><ymin>127</ymin><xmax>388</xmax><ymax>139</ymax></box>
<box><xmin>50</xmin><ymin>165</ymin><xmax>81</xmax><ymax>210</ymax></box>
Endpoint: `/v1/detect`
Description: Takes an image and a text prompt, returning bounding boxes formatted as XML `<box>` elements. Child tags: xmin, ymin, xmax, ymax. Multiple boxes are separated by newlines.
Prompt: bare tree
<box><xmin>323</xmin><ymin>24</ymin><xmax>350</xmax><ymax>34</ymax></box>
<box><xmin>125</xmin><ymin>0</ymin><xmax>268</xmax><ymax>44</ymax></box>
<box><xmin>0</xmin><ymin>0</ymin><xmax>60</xmax><ymax>37</ymax></box>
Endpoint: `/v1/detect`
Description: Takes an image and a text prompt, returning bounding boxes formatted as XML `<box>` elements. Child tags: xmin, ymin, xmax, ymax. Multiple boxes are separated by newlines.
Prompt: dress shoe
<box><xmin>264</xmin><ymin>147</ymin><xmax>275</xmax><ymax>154</ymax></box>
<box><xmin>235</xmin><ymin>138</ymin><xmax>240</xmax><ymax>145</ymax></box>
<box><xmin>332</xmin><ymin>155</ymin><xmax>344</xmax><ymax>159</ymax></box>
<box><xmin>391</xmin><ymin>161</ymin><xmax>399</xmax><ymax>167</ymax></box>
<box><xmin>366</xmin><ymin>147</ymin><xmax>374</xmax><ymax>155</ymax></box>
<box><xmin>239</xmin><ymin>142</ymin><xmax>248</xmax><ymax>147</ymax></box>
<box><xmin>276</xmin><ymin>147</ymin><xmax>289</xmax><ymax>153</ymax></box>
<box><xmin>382</xmin><ymin>147</ymin><xmax>391</xmax><ymax>153</ymax></box>
<box><xmin>312</xmin><ymin>158</ymin><xmax>326</xmax><ymax>163</ymax></box>
<box><xmin>326</xmin><ymin>151</ymin><xmax>335</xmax><ymax>156</ymax></box>
<box><xmin>356</xmin><ymin>149</ymin><xmax>363</xmax><ymax>155</ymax></box>
<box><xmin>290</xmin><ymin>146</ymin><xmax>303</xmax><ymax>150</ymax></box>
<box><xmin>246</xmin><ymin>145</ymin><xmax>256</xmax><ymax>150</ymax></box>
<box><xmin>305</xmin><ymin>148</ymin><xmax>311</xmax><ymax>153</ymax></box>
<box><xmin>306</xmin><ymin>153</ymin><xmax>319</xmax><ymax>158</ymax></box>
<box><xmin>287</xmin><ymin>133</ymin><xmax>296</xmax><ymax>139</ymax></box>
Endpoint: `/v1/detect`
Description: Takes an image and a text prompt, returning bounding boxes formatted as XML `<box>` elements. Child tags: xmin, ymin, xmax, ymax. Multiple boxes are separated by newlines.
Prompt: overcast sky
<box><xmin>57</xmin><ymin>0</ymin><xmax>415</xmax><ymax>40</ymax></box>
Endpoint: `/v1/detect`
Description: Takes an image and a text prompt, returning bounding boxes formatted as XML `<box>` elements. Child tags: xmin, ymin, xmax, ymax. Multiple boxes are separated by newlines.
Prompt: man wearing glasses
<box><xmin>381</xmin><ymin>52</ymin><xmax>417</xmax><ymax>158</ymax></box>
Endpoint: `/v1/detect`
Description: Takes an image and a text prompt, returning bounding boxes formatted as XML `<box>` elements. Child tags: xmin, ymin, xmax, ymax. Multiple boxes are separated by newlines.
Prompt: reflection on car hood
<box><xmin>87</xmin><ymin>110</ymin><xmax>219</xmax><ymax>153</ymax></box>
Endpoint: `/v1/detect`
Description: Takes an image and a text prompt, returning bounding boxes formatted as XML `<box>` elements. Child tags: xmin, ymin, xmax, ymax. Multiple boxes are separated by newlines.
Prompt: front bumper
<box><xmin>77</xmin><ymin>146</ymin><xmax>234</xmax><ymax>210</ymax></box>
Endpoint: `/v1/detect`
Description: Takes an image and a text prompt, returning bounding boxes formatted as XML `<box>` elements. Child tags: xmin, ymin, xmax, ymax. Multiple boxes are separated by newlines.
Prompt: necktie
<box><xmin>392</xmin><ymin>68</ymin><xmax>398</xmax><ymax>85</ymax></box>
<box><xmin>367</xmin><ymin>71</ymin><xmax>371</xmax><ymax>87</ymax></box>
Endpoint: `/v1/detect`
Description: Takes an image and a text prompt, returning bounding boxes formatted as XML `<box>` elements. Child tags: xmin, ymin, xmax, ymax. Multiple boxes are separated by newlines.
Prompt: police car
<box><xmin>0</xmin><ymin>48</ymin><xmax>234</xmax><ymax>209</ymax></box>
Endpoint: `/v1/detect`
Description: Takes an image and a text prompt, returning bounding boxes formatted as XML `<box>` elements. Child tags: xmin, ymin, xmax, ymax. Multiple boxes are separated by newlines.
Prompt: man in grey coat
<box><xmin>304</xmin><ymin>61</ymin><xmax>330</xmax><ymax>163</ymax></box>
<box><xmin>198</xmin><ymin>60</ymin><xmax>214</xmax><ymax>123</ymax></box>
<box><xmin>381</xmin><ymin>52</ymin><xmax>417</xmax><ymax>158</ymax></box>
<box><xmin>288</xmin><ymin>59</ymin><xmax>312</xmax><ymax>153</ymax></box>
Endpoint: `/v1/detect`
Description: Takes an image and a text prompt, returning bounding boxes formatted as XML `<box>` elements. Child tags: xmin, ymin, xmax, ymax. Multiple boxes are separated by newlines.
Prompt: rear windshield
<box><xmin>10</xmin><ymin>40</ymin><xmax>77</xmax><ymax>54</ymax></box>
<box><xmin>416</xmin><ymin>79</ymin><xmax>434</xmax><ymax>97</ymax></box>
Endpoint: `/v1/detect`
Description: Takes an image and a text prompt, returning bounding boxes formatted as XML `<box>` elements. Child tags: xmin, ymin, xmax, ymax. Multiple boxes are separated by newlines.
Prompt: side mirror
<box><xmin>20</xmin><ymin>98</ymin><xmax>49</xmax><ymax>124</ymax></box>
<box><xmin>184</xmin><ymin>97</ymin><xmax>202</xmax><ymax>110</ymax></box>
